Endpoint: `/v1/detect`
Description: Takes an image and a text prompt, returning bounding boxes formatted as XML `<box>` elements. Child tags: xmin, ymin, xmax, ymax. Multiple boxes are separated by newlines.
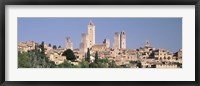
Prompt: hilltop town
<box><xmin>18</xmin><ymin>20</ymin><xmax>182</xmax><ymax>68</ymax></box>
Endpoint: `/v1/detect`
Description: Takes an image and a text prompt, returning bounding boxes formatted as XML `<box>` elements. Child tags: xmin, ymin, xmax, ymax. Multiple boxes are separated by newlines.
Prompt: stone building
<box><xmin>120</xmin><ymin>31</ymin><xmax>126</xmax><ymax>49</ymax></box>
<box><xmin>18</xmin><ymin>41</ymin><xmax>35</xmax><ymax>52</ymax></box>
<box><xmin>91</xmin><ymin>44</ymin><xmax>107</xmax><ymax>52</ymax></box>
<box><xmin>174</xmin><ymin>49</ymin><xmax>182</xmax><ymax>58</ymax></box>
<box><xmin>46</xmin><ymin>48</ymin><xmax>66</xmax><ymax>65</ymax></box>
<box><xmin>113</xmin><ymin>32</ymin><xmax>121</xmax><ymax>49</ymax></box>
<box><xmin>103</xmin><ymin>38</ymin><xmax>110</xmax><ymax>48</ymax></box>
<box><xmin>113</xmin><ymin>31</ymin><xmax>127</xmax><ymax>50</ymax></box>
<box><xmin>88</xmin><ymin>20</ymin><xmax>95</xmax><ymax>48</ymax></box>
<box><xmin>80</xmin><ymin>33</ymin><xmax>89</xmax><ymax>53</ymax></box>
<box><xmin>153</xmin><ymin>48</ymin><xmax>173</xmax><ymax>60</ymax></box>
<box><xmin>66</xmin><ymin>37</ymin><xmax>73</xmax><ymax>50</ymax></box>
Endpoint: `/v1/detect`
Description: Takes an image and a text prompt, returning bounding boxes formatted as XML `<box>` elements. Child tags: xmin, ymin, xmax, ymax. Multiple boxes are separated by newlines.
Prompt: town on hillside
<box><xmin>18</xmin><ymin>20</ymin><xmax>182</xmax><ymax>68</ymax></box>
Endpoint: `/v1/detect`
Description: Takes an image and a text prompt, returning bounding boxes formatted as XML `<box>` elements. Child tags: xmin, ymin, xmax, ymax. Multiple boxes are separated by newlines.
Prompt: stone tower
<box><xmin>145</xmin><ymin>40</ymin><xmax>150</xmax><ymax>47</ymax></box>
<box><xmin>103</xmin><ymin>38</ymin><xmax>110</xmax><ymax>48</ymax></box>
<box><xmin>120</xmin><ymin>31</ymin><xmax>126</xmax><ymax>49</ymax></box>
<box><xmin>113</xmin><ymin>32</ymin><xmax>120</xmax><ymax>49</ymax></box>
<box><xmin>88</xmin><ymin>19</ymin><xmax>95</xmax><ymax>48</ymax></box>
<box><xmin>80</xmin><ymin>33</ymin><xmax>88</xmax><ymax>53</ymax></box>
<box><xmin>66</xmin><ymin>37</ymin><xmax>73</xmax><ymax>50</ymax></box>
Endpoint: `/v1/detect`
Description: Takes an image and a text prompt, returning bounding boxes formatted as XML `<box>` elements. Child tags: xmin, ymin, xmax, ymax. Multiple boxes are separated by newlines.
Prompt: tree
<box><xmin>40</xmin><ymin>41</ymin><xmax>45</xmax><ymax>54</ymax></box>
<box><xmin>86</xmin><ymin>48</ymin><xmax>90</xmax><ymax>62</ymax></box>
<box><xmin>85</xmin><ymin>53</ymin><xmax>87</xmax><ymax>61</ymax></box>
<box><xmin>79</xmin><ymin>61</ymin><xmax>89</xmax><ymax>68</ymax></box>
<box><xmin>18</xmin><ymin>52</ymin><xmax>31</xmax><ymax>68</ymax></box>
<box><xmin>62</xmin><ymin>49</ymin><xmax>76</xmax><ymax>61</ymax></box>
<box><xmin>137</xmin><ymin>60</ymin><xmax>142</xmax><ymax>68</ymax></box>
<box><xmin>94</xmin><ymin>51</ymin><xmax>98</xmax><ymax>63</ymax></box>
<box><xmin>109</xmin><ymin>60</ymin><xmax>117</xmax><ymax>68</ymax></box>
<box><xmin>58</xmin><ymin>45</ymin><xmax>61</xmax><ymax>48</ymax></box>
<box><xmin>53</xmin><ymin>45</ymin><xmax>57</xmax><ymax>49</ymax></box>
<box><xmin>89</xmin><ymin>62</ymin><xmax>98</xmax><ymax>68</ymax></box>
<box><xmin>48</xmin><ymin>44</ymin><xmax>51</xmax><ymax>47</ymax></box>
<box><xmin>58</xmin><ymin>61</ymin><xmax>73</xmax><ymax>68</ymax></box>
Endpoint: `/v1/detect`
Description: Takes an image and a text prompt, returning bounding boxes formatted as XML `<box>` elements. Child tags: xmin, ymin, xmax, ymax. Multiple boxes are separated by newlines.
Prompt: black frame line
<box><xmin>0</xmin><ymin>0</ymin><xmax>199</xmax><ymax>86</ymax></box>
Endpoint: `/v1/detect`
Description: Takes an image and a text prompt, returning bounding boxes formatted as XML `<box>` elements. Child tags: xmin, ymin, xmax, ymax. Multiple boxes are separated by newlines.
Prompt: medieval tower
<box><xmin>120</xmin><ymin>31</ymin><xmax>126</xmax><ymax>49</ymax></box>
<box><xmin>80</xmin><ymin>33</ymin><xmax>88</xmax><ymax>53</ymax></box>
<box><xmin>66</xmin><ymin>37</ymin><xmax>73</xmax><ymax>50</ymax></box>
<box><xmin>113</xmin><ymin>32</ymin><xmax>121</xmax><ymax>49</ymax></box>
<box><xmin>113</xmin><ymin>31</ymin><xmax>126</xmax><ymax>49</ymax></box>
<box><xmin>88</xmin><ymin>20</ymin><xmax>95</xmax><ymax>48</ymax></box>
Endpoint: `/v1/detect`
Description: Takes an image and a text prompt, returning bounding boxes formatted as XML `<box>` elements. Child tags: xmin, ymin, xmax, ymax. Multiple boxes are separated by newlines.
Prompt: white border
<box><xmin>5</xmin><ymin>5</ymin><xmax>195</xmax><ymax>81</ymax></box>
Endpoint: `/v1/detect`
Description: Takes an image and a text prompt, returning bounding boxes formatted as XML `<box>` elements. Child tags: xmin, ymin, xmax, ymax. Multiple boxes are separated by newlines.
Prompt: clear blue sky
<box><xmin>18</xmin><ymin>18</ymin><xmax>182</xmax><ymax>52</ymax></box>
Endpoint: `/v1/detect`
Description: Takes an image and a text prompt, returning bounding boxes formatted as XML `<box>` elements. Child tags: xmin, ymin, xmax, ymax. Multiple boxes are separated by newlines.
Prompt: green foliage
<box><xmin>18</xmin><ymin>52</ymin><xmax>31</xmax><ymax>68</ymax></box>
<box><xmin>172</xmin><ymin>62</ymin><xmax>182</xmax><ymax>68</ymax></box>
<box><xmin>130</xmin><ymin>60</ymin><xmax>142</xmax><ymax>68</ymax></box>
<box><xmin>98</xmin><ymin>58</ymin><xmax>109</xmax><ymax>63</ymax></box>
<box><xmin>58</xmin><ymin>45</ymin><xmax>61</xmax><ymax>48</ymax></box>
<box><xmin>57</xmin><ymin>61</ymin><xmax>73</xmax><ymax>68</ymax></box>
<box><xmin>79</xmin><ymin>61</ymin><xmax>90</xmax><ymax>68</ymax></box>
<box><xmin>40</xmin><ymin>41</ymin><xmax>45</xmax><ymax>54</ymax></box>
<box><xmin>94</xmin><ymin>51</ymin><xmax>98</xmax><ymax>63</ymax></box>
<box><xmin>89</xmin><ymin>62</ymin><xmax>99</xmax><ymax>68</ymax></box>
<box><xmin>48</xmin><ymin>43</ymin><xmax>51</xmax><ymax>47</ymax></box>
<box><xmin>62</xmin><ymin>49</ymin><xmax>76</xmax><ymax>61</ymax></box>
<box><xmin>137</xmin><ymin>61</ymin><xmax>142</xmax><ymax>68</ymax></box>
<box><xmin>108</xmin><ymin>60</ymin><xmax>117</xmax><ymax>68</ymax></box>
<box><xmin>53</xmin><ymin>45</ymin><xmax>57</xmax><ymax>49</ymax></box>
<box><xmin>86</xmin><ymin>48</ymin><xmax>90</xmax><ymax>62</ymax></box>
<box><xmin>18</xmin><ymin>50</ymin><xmax>56</xmax><ymax>68</ymax></box>
<box><xmin>18</xmin><ymin>48</ymin><xmax>119</xmax><ymax>68</ymax></box>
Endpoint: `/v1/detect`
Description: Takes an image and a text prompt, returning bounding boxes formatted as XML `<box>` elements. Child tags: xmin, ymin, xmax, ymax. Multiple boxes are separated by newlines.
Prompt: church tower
<box><xmin>88</xmin><ymin>19</ymin><xmax>95</xmax><ymax>48</ymax></box>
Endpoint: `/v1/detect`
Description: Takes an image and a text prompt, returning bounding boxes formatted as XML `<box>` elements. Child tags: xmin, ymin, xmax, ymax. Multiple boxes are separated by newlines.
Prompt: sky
<box><xmin>18</xmin><ymin>18</ymin><xmax>182</xmax><ymax>52</ymax></box>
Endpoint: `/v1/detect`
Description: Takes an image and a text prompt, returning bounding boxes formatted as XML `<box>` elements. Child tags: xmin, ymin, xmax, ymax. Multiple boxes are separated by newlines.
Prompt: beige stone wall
<box><xmin>88</xmin><ymin>20</ymin><xmax>95</xmax><ymax>48</ymax></box>
<box><xmin>18</xmin><ymin>41</ymin><xmax>35</xmax><ymax>52</ymax></box>
<box><xmin>80</xmin><ymin>33</ymin><xmax>88</xmax><ymax>53</ymax></box>
<box><xmin>49</xmin><ymin>53</ymin><xmax>66</xmax><ymax>65</ymax></box>
<box><xmin>120</xmin><ymin>31</ymin><xmax>126</xmax><ymax>49</ymax></box>
<box><xmin>113</xmin><ymin>32</ymin><xmax>120</xmax><ymax>49</ymax></box>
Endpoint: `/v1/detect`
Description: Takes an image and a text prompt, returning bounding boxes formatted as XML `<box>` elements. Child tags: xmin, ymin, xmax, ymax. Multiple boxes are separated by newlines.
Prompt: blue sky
<box><xmin>18</xmin><ymin>18</ymin><xmax>182</xmax><ymax>52</ymax></box>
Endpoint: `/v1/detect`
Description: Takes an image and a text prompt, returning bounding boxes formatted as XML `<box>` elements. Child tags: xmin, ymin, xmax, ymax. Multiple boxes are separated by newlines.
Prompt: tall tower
<box><xmin>113</xmin><ymin>32</ymin><xmax>120</xmax><ymax>49</ymax></box>
<box><xmin>88</xmin><ymin>19</ymin><xmax>95</xmax><ymax>48</ymax></box>
<box><xmin>80</xmin><ymin>33</ymin><xmax>88</xmax><ymax>53</ymax></box>
<box><xmin>120</xmin><ymin>31</ymin><xmax>126</xmax><ymax>49</ymax></box>
<box><xmin>66</xmin><ymin>37</ymin><xmax>73</xmax><ymax>50</ymax></box>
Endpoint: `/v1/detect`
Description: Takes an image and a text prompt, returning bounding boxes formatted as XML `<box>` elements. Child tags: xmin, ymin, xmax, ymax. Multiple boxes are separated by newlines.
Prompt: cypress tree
<box><xmin>41</xmin><ymin>41</ymin><xmax>45</xmax><ymax>54</ymax></box>
<box><xmin>94</xmin><ymin>51</ymin><xmax>98</xmax><ymax>63</ymax></box>
<box><xmin>87</xmin><ymin>48</ymin><xmax>90</xmax><ymax>62</ymax></box>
